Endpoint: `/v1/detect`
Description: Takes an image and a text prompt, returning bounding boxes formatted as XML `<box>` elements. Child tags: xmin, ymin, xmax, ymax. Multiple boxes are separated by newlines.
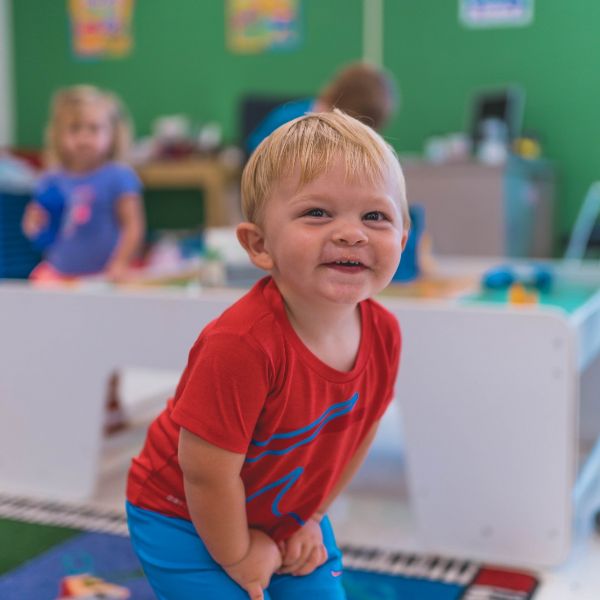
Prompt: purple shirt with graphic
<box><xmin>36</xmin><ymin>162</ymin><xmax>141</xmax><ymax>275</ymax></box>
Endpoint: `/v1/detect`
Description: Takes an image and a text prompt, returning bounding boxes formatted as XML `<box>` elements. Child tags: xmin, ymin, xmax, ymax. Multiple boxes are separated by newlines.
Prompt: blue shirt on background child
<box><xmin>36</xmin><ymin>162</ymin><xmax>141</xmax><ymax>275</ymax></box>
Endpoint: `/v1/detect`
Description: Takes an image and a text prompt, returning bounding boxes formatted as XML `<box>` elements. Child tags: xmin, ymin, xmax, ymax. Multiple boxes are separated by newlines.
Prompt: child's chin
<box><xmin>319</xmin><ymin>283</ymin><xmax>372</xmax><ymax>305</ymax></box>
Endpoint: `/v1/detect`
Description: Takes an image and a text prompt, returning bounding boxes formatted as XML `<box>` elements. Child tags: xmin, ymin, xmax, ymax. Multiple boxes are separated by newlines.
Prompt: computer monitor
<box><xmin>470</xmin><ymin>86</ymin><xmax>524</xmax><ymax>147</ymax></box>
<box><xmin>239</xmin><ymin>94</ymin><xmax>298</xmax><ymax>147</ymax></box>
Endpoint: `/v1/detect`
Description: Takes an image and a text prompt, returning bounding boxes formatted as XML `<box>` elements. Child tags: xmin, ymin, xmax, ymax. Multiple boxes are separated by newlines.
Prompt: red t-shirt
<box><xmin>127</xmin><ymin>277</ymin><xmax>401</xmax><ymax>542</ymax></box>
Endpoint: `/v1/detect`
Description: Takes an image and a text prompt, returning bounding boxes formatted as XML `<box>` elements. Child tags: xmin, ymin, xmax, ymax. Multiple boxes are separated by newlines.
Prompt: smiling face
<box><xmin>238</xmin><ymin>111</ymin><xmax>410</xmax><ymax>312</ymax></box>
<box><xmin>253</xmin><ymin>157</ymin><xmax>407</xmax><ymax>308</ymax></box>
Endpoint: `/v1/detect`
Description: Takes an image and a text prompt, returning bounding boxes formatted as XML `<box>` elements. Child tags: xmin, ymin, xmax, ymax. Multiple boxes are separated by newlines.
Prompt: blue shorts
<box><xmin>126</xmin><ymin>502</ymin><xmax>347</xmax><ymax>599</ymax></box>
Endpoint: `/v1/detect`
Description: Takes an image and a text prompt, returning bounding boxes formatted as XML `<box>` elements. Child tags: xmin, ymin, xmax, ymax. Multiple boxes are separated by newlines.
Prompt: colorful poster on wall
<box><xmin>460</xmin><ymin>0</ymin><xmax>534</xmax><ymax>28</ymax></box>
<box><xmin>68</xmin><ymin>0</ymin><xmax>134</xmax><ymax>59</ymax></box>
<box><xmin>227</xmin><ymin>0</ymin><xmax>302</xmax><ymax>54</ymax></box>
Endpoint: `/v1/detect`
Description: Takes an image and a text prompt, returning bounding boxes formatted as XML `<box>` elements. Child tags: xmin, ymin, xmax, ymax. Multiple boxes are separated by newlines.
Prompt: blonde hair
<box><xmin>241</xmin><ymin>110</ymin><xmax>409</xmax><ymax>229</ymax></box>
<box><xmin>318</xmin><ymin>62</ymin><xmax>397</xmax><ymax>131</ymax></box>
<box><xmin>45</xmin><ymin>85</ymin><xmax>132</xmax><ymax>168</ymax></box>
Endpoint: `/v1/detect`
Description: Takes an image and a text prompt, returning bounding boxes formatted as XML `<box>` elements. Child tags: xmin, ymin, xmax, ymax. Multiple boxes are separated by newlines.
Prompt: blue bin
<box><xmin>393</xmin><ymin>204</ymin><xmax>425</xmax><ymax>282</ymax></box>
<box><xmin>0</xmin><ymin>192</ymin><xmax>42</xmax><ymax>278</ymax></box>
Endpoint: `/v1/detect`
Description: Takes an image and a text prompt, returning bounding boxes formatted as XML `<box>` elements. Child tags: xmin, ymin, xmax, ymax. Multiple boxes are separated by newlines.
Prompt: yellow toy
<box><xmin>508</xmin><ymin>282</ymin><xmax>538</xmax><ymax>305</ymax></box>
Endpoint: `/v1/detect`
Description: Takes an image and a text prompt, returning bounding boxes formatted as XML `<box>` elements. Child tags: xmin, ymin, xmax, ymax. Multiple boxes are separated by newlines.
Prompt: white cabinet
<box><xmin>402</xmin><ymin>157</ymin><xmax>555</xmax><ymax>258</ymax></box>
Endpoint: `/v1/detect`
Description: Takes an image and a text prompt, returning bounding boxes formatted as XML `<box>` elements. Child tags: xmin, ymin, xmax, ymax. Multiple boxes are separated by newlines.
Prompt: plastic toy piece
<box><xmin>531</xmin><ymin>265</ymin><xmax>553</xmax><ymax>293</ymax></box>
<box><xmin>482</xmin><ymin>264</ymin><xmax>553</xmax><ymax>292</ymax></box>
<box><xmin>508</xmin><ymin>282</ymin><xmax>538</xmax><ymax>305</ymax></box>
<box><xmin>482</xmin><ymin>266</ymin><xmax>515</xmax><ymax>290</ymax></box>
<box><xmin>56</xmin><ymin>574</ymin><xmax>130</xmax><ymax>599</ymax></box>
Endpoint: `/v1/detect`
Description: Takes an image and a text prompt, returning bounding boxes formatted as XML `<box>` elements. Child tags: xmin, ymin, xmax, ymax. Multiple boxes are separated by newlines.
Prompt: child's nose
<box><xmin>332</xmin><ymin>221</ymin><xmax>368</xmax><ymax>246</ymax></box>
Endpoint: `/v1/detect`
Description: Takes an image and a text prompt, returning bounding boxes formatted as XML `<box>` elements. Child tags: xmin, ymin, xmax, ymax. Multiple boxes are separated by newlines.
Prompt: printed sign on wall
<box><xmin>227</xmin><ymin>0</ymin><xmax>302</xmax><ymax>54</ymax></box>
<box><xmin>460</xmin><ymin>0</ymin><xmax>534</xmax><ymax>28</ymax></box>
<box><xmin>69</xmin><ymin>0</ymin><xmax>134</xmax><ymax>59</ymax></box>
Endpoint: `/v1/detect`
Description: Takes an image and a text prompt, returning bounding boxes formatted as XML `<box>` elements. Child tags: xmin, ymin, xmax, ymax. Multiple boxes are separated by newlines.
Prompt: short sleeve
<box><xmin>171</xmin><ymin>333</ymin><xmax>272</xmax><ymax>454</ymax></box>
<box><xmin>113</xmin><ymin>163</ymin><xmax>142</xmax><ymax>196</ymax></box>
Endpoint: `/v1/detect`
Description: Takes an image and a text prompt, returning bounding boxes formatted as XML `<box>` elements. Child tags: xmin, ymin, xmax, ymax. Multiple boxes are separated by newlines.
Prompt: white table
<box><xmin>2</xmin><ymin>259</ymin><xmax>600</xmax><ymax>568</ymax></box>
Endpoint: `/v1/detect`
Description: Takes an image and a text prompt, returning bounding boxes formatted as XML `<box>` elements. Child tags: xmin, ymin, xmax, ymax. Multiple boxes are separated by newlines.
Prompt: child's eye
<box><xmin>303</xmin><ymin>208</ymin><xmax>327</xmax><ymax>218</ymax></box>
<box><xmin>363</xmin><ymin>211</ymin><xmax>388</xmax><ymax>222</ymax></box>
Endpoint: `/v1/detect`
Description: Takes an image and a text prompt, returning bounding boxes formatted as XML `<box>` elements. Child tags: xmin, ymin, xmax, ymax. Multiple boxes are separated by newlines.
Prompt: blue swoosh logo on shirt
<box><xmin>246</xmin><ymin>392</ymin><xmax>359</xmax><ymax>463</ymax></box>
<box><xmin>246</xmin><ymin>466</ymin><xmax>305</xmax><ymax>526</ymax></box>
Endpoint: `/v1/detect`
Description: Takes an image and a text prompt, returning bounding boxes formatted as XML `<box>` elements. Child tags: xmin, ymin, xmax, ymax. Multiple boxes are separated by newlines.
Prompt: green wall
<box><xmin>11</xmin><ymin>1</ymin><xmax>600</xmax><ymax>243</ymax></box>
<box><xmin>383</xmin><ymin>1</ymin><xmax>600</xmax><ymax>245</ymax></box>
<box><xmin>12</xmin><ymin>0</ymin><xmax>363</xmax><ymax>145</ymax></box>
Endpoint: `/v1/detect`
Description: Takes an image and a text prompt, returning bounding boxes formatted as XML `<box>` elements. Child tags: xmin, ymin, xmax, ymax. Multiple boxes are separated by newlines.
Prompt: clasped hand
<box><xmin>224</xmin><ymin>519</ymin><xmax>328</xmax><ymax>599</ymax></box>
<box><xmin>277</xmin><ymin>517</ymin><xmax>328</xmax><ymax>577</ymax></box>
<box><xmin>223</xmin><ymin>529</ymin><xmax>281</xmax><ymax>600</ymax></box>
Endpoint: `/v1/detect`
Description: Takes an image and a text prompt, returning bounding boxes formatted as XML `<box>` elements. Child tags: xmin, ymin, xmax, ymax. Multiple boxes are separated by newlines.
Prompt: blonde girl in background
<box><xmin>22</xmin><ymin>84</ymin><xmax>145</xmax><ymax>282</ymax></box>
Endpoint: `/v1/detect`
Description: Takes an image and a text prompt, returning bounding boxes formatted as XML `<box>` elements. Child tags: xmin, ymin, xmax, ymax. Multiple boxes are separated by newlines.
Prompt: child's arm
<box><xmin>278</xmin><ymin>419</ymin><xmax>381</xmax><ymax>576</ymax></box>
<box><xmin>179</xmin><ymin>428</ymin><xmax>281</xmax><ymax>599</ymax></box>
<box><xmin>105</xmin><ymin>193</ymin><xmax>145</xmax><ymax>281</ymax></box>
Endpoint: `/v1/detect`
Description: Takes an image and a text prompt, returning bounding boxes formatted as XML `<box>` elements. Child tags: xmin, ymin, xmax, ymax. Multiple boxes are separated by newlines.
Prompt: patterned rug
<box><xmin>0</xmin><ymin>494</ymin><xmax>539</xmax><ymax>599</ymax></box>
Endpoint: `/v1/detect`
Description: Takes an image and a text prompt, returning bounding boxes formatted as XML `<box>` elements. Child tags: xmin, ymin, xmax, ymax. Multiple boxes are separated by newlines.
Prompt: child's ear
<box><xmin>401</xmin><ymin>229</ymin><xmax>409</xmax><ymax>251</ymax></box>
<box><xmin>236</xmin><ymin>222</ymin><xmax>274</xmax><ymax>271</ymax></box>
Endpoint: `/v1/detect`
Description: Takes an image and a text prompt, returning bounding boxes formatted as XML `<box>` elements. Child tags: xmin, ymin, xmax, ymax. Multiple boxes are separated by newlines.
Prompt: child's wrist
<box><xmin>310</xmin><ymin>510</ymin><xmax>325</xmax><ymax>523</ymax></box>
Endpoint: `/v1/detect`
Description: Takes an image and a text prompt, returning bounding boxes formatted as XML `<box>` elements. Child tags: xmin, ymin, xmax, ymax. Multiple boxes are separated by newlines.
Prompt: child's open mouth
<box><xmin>325</xmin><ymin>260</ymin><xmax>367</xmax><ymax>272</ymax></box>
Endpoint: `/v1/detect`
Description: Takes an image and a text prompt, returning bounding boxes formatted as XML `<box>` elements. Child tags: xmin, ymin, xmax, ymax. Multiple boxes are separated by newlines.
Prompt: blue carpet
<box><xmin>0</xmin><ymin>505</ymin><xmax>538</xmax><ymax>600</ymax></box>
<box><xmin>0</xmin><ymin>531</ymin><xmax>154</xmax><ymax>600</ymax></box>
<box><xmin>0</xmin><ymin>529</ymin><xmax>464</xmax><ymax>600</ymax></box>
